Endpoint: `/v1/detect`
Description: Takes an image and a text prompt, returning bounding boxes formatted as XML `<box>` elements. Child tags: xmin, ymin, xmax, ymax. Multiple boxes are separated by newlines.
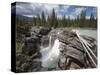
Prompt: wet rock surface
<box><xmin>58</xmin><ymin>29</ymin><xmax>97</xmax><ymax>69</ymax></box>
<box><xmin>16</xmin><ymin>27</ymin><xmax>51</xmax><ymax>72</ymax></box>
<box><xmin>16</xmin><ymin>27</ymin><xmax>97</xmax><ymax>72</ymax></box>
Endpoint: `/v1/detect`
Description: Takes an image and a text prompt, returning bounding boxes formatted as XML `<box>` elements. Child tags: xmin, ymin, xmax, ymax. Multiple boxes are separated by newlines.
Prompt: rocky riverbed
<box><xmin>16</xmin><ymin>27</ymin><xmax>97</xmax><ymax>72</ymax></box>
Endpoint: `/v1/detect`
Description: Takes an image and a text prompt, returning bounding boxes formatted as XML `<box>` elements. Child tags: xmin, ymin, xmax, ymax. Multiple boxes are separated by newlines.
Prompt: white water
<box><xmin>40</xmin><ymin>36</ymin><xmax>60</xmax><ymax>68</ymax></box>
<box><xmin>40</xmin><ymin>29</ymin><xmax>97</xmax><ymax>68</ymax></box>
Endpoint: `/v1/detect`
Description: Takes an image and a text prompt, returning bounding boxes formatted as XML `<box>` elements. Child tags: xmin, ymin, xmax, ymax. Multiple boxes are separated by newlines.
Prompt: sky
<box><xmin>12</xmin><ymin>2</ymin><xmax>97</xmax><ymax>19</ymax></box>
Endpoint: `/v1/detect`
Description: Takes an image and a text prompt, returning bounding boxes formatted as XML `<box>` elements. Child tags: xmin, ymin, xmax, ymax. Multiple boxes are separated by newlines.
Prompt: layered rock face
<box><xmin>57</xmin><ymin>29</ymin><xmax>97</xmax><ymax>69</ymax></box>
<box><xmin>16</xmin><ymin>27</ymin><xmax>97</xmax><ymax>72</ymax></box>
<box><xmin>16</xmin><ymin>27</ymin><xmax>51</xmax><ymax>72</ymax></box>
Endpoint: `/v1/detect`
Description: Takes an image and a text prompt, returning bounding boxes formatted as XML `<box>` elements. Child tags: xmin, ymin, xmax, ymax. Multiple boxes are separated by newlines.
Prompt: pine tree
<box><xmin>41</xmin><ymin>11</ymin><xmax>46</xmax><ymax>26</ymax></box>
<box><xmin>76</xmin><ymin>15</ymin><xmax>80</xmax><ymax>27</ymax></box>
<box><xmin>62</xmin><ymin>15</ymin><xmax>66</xmax><ymax>27</ymax></box>
<box><xmin>51</xmin><ymin>8</ymin><xmax>57</xmax><ymax>28</ymax></box>
<box><xmin>36</xmin><ymin>14</ymin><xmax>41</xmax><ymax>26</ymax></box>
<box><xmin>89</xmin><ymin>13</ymin><xmax>96</xmax><ymax>28</ymax></box>
<box><xmin>67</xmin><ymin>16</ymin><xmax>70</xmax><ymax>27</ymax></box>
<box><xmin>33</xmin><ymin>17</ymin><xmax>36</xmax><ymax>26</ymax></box>
<box><xmin>47</xmin><ymin>16</ymin><xmax>50</xmax><ymax>27</ymax></box>
<box><xmin>79</xmin><ymin>10</ymin><xmax>86</xmax><ymax>27</ymax></box>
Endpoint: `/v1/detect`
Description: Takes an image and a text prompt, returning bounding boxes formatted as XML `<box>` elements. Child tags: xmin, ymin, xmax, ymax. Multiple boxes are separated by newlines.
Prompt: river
<box><xmin>73</xmin><ymin>28</ymin><xmax>97</xmax><ymax>40</ymax></box>
<box><xmin>40</xmin><ymin>28</ymin><xmax>97</xmax><ymax>68</ymax></box>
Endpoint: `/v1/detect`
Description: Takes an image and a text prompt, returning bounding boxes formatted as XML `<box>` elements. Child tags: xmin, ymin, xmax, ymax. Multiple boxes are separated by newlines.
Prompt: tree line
<box><xmin>32</xmin><ymin>8</ymin><xmax>97</xmax><ymax>28</ymax></box>
<box><xmin>15</xmin><ymin>8</ymin><xmax>97</xmax><ymax>52</ymax></box>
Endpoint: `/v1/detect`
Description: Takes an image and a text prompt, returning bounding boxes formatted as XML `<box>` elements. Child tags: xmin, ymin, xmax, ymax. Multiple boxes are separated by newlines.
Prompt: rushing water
<box><xmin>40</xmin><ymin>28</ymin><xmax>97</xmax><ymax>68</ymax></box>
<box><xmin>40</xmin><ymin>36</ymin><xmax>60</xmax><ymax>68</ymax></box>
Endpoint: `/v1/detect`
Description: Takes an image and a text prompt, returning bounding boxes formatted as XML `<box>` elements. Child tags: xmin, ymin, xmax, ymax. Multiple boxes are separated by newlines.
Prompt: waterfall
<box><xmin>49</xmin><ymin>35</ymin><xmax>52</xmax><ymax>47</ymax></box>
<box><xmin>40</xmin><ymin>35</ymin><xmax>60</xmax><ymax>68</ymax></box>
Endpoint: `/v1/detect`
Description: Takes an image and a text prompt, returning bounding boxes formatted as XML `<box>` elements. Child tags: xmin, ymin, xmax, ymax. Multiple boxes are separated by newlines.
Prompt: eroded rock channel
<box><xmin>16</xmin><ymin>27</ymin><xmax>97</xmax><ymax>72</ymax></box>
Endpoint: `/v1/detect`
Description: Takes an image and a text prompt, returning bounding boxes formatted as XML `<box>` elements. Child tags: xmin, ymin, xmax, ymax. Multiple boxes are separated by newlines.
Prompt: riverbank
<box><xmin>16</xmin><ymin>27</ymin><xmax>97</xmax><ymax>72</ymax></box>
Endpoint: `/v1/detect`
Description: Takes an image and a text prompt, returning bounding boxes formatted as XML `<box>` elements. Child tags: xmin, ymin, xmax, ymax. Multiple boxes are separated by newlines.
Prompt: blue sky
<box><xmin>13</xmin><ymin>2</ymin><xmax>97</xmax><ymax>19</ymax></box>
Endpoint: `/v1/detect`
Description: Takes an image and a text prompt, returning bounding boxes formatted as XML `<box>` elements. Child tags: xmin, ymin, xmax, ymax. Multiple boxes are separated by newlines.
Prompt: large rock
<box><xmin>16</xmin><ymin>27</ymin><xmax>43</xmax><ymax>72</ymax></box>
<box><xmin>16</xmin><ymin>27</ymin><xmax>97</xmax><ymax>72</ymax></box>
<box><xmin>39</xmin><ymin>27</ymin><xmax>51</xmax><ymax>35</ymax></box>
<box><xmin>22</xmin><ymin>32</ymin><xmax>41</xmax><ymax>56</ymax></box>
<box><xmin>16</xmin><ymin>53</ymin><xmax>33</xmax><ymax>72</ymax></box>
<box><xmin>57</xmin><ymin>29</ymin><xmax>97</xmax><ymax>69</ymax></box>
<box><xmin>41</xmin><ymin>35</ymin><xmax>49</xmax><ymax>47</ymax></box>
<box><xmin>32</xmin><ymin>61</ymin><xmax>42</xmax><ymax>72</ymax></box>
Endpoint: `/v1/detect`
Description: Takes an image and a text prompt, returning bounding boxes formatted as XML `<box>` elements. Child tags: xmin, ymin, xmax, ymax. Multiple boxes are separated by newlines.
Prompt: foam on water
<box><xmin>40</xmin><ymin>36</ymin><xmax>60</xmax><ymax>68</ymax></box>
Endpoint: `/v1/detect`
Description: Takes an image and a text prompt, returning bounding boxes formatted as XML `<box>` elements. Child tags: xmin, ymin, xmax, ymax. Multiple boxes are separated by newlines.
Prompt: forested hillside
<box><xmin>15</xmin><ymin>8</ymin><xmax>97</xmax><ymax>52</ymax></box>
<box><xmin>12</xmin><ymin>2</ymin><xmax>97</xmax><ymax>72</ymax></box>
<box><xmin>32</xmin><ymin>9</ymin><xmax>97</xmax><ymax>28</ymax></box>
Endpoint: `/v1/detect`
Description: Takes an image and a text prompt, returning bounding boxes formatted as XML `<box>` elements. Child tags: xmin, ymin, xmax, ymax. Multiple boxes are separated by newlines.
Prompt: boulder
<box><xmin>57</xmin><ymin>29</ymin><xmax>97</xmax><ymax>69</ymax></box>
<box><xmin>25</xmin><ymin>32</ymin><xmax>31</xmax><ymax>37</ymax></box>
<box><xmin>16</xmin><ymin>53</ymin><xmax>33</xmax><ymax>72</ymax></box>
<box><xmin>41</xmin><ymin>35</ymin><xmax>49</xmax><ymax>47</ymax></box>
<box><xmin>32</xmin><ymin>61</ymin><xmax>42</xmax><ymax>72</ymax></box>
<box><xmin>39</xmin><ymin>27</ymin><xmax>51</xmax><ymax>35</ymax></box>
<box><xmin>22</xmin><ymin>33</ymin><xmax>41</xmax><ymax>56</ymax></box>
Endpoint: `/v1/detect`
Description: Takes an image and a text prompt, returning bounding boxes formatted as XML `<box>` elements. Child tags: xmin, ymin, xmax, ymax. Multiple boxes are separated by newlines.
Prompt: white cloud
<box><xmin>59</xmin><ymin>6</ymin><xmax>70</xmax><ymax>13</ymax></box>
<box><xmin>57</xmin><ymin>14</ymin><xmax>76</xmax><ymax>20</ymax></box>
<box><xmin>72</xmin><ymin>7</ymin><xmax>86</xmax><ymax>16</ymax></box>
<box><xmin>69</xmin><ymin>15</ymin><xmax>76</xmax><ymax>20</ymax></box>
<box><xmin>15</xmin><ymin>2</ymin><xmax>70</xmax><ymax>17</ymax></box>
<box><xmin>65</xmin><ymin>7</ymin><xmax>86</xmax><ymax>20</ymax></box>
<box><xmin>29</xmin><ymin>3</ymin><xmax>60</xmax><ymax>16</ymax></box>
<box><xmin>14</xmin><ymin>2</ymin><xmax>97</xmax><ymax>20</ymax></box>
<box><xmin>86</xmin><ymin>16</ymin><xmax>90</xmax><ymax>19</ymax></box>
<box><xmin>16</xmin><ymin>3</ymin><xmax>38</xmax><ymax>15</ymax></box>
<box><xmin>57</xmin><ymin>14</ymin><xmax>63</xmax><ymax>19</ymax></box>
<box><xmin>44</xmin><ymin>4</ymin><xmax>59</xmax><ymax>13</ymax></box>
<box><xmin>92</xmin><ymin>7</ymin><xmax>97</xmax><ymax>18</ymax></box>
<box><xmin>23</xmin><ymin>14</ymin><xmax>36</xmax><ymax>18</ymax></box>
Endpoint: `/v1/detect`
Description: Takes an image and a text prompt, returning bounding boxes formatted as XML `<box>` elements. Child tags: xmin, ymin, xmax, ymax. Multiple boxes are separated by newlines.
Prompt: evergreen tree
<box><xmin>67</xmin><ymin>16</ymin><xmax>70</xmax><ymax>27</ymax></box>
<box><xmin>41</xmin><ymin>11</ymin><xmax>46</xmax><ymax>26</ymax></box>
<box><xmin>51</xmin><ymin>8</ymin><xmax>57</xmax><ymax>28</ymax></box>
<box><xmin>76</xmin><ymin>15</ymin><xmax>80</xmax><ymax>27</ymax></box>
<box><xmin>79</xmin><ymin>10</ymin><xmax>86</xmax><ymax>27</ymax></box>
<box><xmin>47</xmin><ymin>16</ymin><xmax>51</xmax><ymax>27</ymax></box>
<box><xmin>36</xmin><ymin>14</ymin><xmax>41</xmax><ymax>26</ymax></box>
<box><xmin>89</xmin><ymin>13</ymin><xmax>96</xmax><ymax>28</ymax></box>
<box><xmin>62</xmin><ymin>15</ymin><xmax>66</xmax><ymax>27</ymax></box>
<box><xmin>33</xmin><ymin>17</ymin><xmax>36</xmax><ymax>26</ymax></box>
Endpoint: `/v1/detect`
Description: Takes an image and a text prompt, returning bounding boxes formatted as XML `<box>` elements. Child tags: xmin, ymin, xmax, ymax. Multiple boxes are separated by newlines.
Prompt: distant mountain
<box><xmin>11</xmin><ymin>4</ymin><xmax>33</xmax><ymax>23</ymax></box>
<box><xmin>11</xmin><ymin>12</ymin><xmax>33</xmax><ymax>23</ymax></box>
<box><xmin>16</xmin><ymin>14</ymin><xmax>33</xmax><ymax>22</ymax></box>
